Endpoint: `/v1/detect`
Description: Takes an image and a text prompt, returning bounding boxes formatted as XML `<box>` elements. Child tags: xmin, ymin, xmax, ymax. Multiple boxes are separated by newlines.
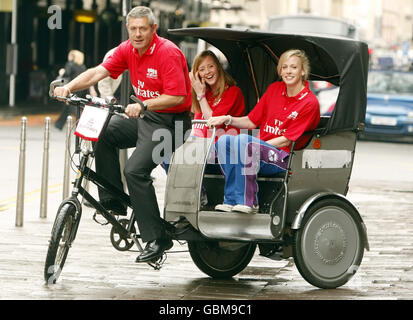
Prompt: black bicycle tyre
<box><xmin>188</xmin><ymin>240</ymin><xmax>256</xmax><ymax>279</ymax></box>
<box><xmin>44</xmin><ymin>203</ymin><xmax>77</xmax><ymax>284</ymax></box>
<box><xmin>293</xmin><ymin>198</ymin><xmax>365</xmax><ymax>289</ymax></box>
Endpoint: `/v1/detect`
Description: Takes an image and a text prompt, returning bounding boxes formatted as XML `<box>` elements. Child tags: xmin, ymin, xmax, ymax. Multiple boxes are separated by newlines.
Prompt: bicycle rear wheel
<box><xmin>44</xmin><ymin>203</ymin><xmax>78</xmax><ymax>284</ymax></box>
<box><xmin>188</xmin><ymin>241</ymin><xmax>256</xmax><ymax>278</ymax></box>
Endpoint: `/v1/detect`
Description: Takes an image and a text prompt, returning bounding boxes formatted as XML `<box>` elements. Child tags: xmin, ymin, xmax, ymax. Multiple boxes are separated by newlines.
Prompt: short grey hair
<box><xmin>126</xmin><ymin>6</ymin><xmax>156</xmax><ymax>26</ymax></box>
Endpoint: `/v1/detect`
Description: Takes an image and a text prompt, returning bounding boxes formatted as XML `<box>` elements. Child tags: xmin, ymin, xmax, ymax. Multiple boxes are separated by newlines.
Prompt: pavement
<box><xmin>1</xmin><ymin>104</ymin><xmax>413</xmax><ymax>304</ymax></box>
<box><xmin>0</xmin><ymin>101</ymin><xmax>61</xmax><ymax>127</ymax></box>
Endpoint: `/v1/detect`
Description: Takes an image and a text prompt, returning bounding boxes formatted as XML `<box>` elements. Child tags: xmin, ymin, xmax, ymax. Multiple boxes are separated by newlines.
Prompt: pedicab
<box><xmin>44</xmin><ymin>27</ymin><xmax>370</xmax><ymax>289</ymax></box>
<box><xmin>164</xmin><ymin>27</ymin><xmax>370</xmax><ymax>289</ymax></box>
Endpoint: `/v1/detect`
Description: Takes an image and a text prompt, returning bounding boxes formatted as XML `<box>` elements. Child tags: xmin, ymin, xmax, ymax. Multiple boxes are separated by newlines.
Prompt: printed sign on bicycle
<box><xmin>74</xmin><ymin>105</ymin><xmax>109</xmax><ymax>141</ymax></box>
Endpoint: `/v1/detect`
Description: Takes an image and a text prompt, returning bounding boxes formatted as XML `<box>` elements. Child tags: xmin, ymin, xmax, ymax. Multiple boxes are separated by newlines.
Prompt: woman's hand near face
<box><xmin>189</xmin><ymin>71</ymin><xmax>205</xmax><ymax>96</ymax></box>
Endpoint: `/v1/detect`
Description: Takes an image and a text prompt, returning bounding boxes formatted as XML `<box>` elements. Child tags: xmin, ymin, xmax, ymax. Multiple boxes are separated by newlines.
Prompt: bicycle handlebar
<box><xmin>50</xmin><ymin>81</ymin><xmax>146</xmax><ymax>119</ymax></box>
<box><xmin>53</xmin><ymin>94</ymin><xmax>126</xmax><ymax>113</ymax></box>
<box><xmin>49</xmin><ymin>79</ymin><xmax>66</xmax><ymax>97</ymax></box>
<box><xmin>129</xmin><ymin>95</ymin><xmax>146</xmax><ymax>118</ymax></box>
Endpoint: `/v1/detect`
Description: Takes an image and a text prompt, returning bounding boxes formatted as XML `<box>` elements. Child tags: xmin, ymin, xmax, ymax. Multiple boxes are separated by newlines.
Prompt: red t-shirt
<box><xmin>248</xmin><ymin>81</ymin><xmax>320</xmax><ymax>153</ymax></box>
<box><xmin>192</xmin><ymin>85</ymin><xmax>245</xmax><ymax>139</ymax></box>
<box><xmin>101</xmin><ymin>34</ymin><xmax>191</xmax><ymax>113</ymax></box>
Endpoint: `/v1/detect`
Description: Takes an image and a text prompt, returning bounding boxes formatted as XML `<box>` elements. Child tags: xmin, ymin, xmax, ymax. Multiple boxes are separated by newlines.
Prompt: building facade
<box><xmin>208</xmin><ymin>0</ymin><xmax>413</xmax><ymax>49</ymax></box>
<box><xmin>0</xmin><ymin>0</ymin><xmax>209</xmax><ymax>106</ymax></box>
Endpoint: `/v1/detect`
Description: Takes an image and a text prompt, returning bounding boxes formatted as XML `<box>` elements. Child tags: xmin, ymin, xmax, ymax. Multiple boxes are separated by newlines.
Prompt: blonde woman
<box><xmin>208</xmin><ymin>49</ymin><xmax>320</xmax><ymax>214</ymax></box>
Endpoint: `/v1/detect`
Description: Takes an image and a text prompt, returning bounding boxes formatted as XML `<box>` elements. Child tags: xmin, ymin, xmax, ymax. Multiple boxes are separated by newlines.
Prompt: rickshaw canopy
<box><xmin>168</xmin><ymin>27</ymin><xmax>369</xmax><ymax>134</ymax></box>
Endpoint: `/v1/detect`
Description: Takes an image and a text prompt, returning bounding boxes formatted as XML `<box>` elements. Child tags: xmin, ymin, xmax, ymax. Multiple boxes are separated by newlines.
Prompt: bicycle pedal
<box><xmin>93</xmin><ymin>211</ymin><xmax>109</xmax><ymax>225</ymax></box>
<box><xmin>148</xmin><ymin>253</ymin><xmax>166</xmax><ymax>270</ymax></box>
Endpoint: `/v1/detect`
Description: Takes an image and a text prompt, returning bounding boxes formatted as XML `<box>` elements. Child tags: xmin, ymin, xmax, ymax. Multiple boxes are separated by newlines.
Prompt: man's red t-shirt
<box><xmin>192</xmin><ymin>85</ymin><xmax>245</xmax><ymax>139</ymax></box>
<box><xmin>248</xmin><ymin>81</ymin><xmax>320</xmax><ymax>153</ymax></box>
<box><xmin>101</xmin><ymin>33</ymin><xmax>191</xmax><ymax>113</ymax></box>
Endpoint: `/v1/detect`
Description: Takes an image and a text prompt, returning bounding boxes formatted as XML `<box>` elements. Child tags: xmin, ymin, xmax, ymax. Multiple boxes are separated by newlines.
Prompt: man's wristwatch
<box><xmin>139</xmin><ymin>101</ymin><xmax>148</xmax><ymax>119</ymax></box>
<box><xmin>142</xmin><ymin>101</ymin><xmax>148</xmax><ymax>112</ymax></box>
<box><xmin>197</xmin><ymin>94</ymin><xmax>206</xmax><ymax>102</ymax></box>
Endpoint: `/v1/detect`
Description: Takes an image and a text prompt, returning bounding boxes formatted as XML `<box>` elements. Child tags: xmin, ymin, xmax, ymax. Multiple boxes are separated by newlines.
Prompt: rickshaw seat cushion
<box><xmin>203</xmin><ymin>171</ymin><xmax>284</xmax><ymax>181</ymax></box>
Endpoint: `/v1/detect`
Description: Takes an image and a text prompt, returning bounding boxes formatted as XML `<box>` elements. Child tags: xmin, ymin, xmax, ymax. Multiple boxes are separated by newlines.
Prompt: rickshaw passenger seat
<box><xmin>204</xmin><ymin>172</ymin><xmax>285</xmax><ymax>182</ymax></box>
<box><xmin>293</xmin><ymin>115</ymin><xmax>330</xmax><ymax>151</ymax></box>
<box><xmin>203</xmin><ymin>116</ymin><xmax>330</xmax><ymax>182</ymax></box>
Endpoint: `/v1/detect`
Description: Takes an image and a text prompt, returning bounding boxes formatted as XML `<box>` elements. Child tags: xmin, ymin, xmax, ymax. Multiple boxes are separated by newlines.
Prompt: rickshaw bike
<box><xmin>44</xmin><ymin>27</ymin><xmax>369</xmax><ymax>289</ymax></box>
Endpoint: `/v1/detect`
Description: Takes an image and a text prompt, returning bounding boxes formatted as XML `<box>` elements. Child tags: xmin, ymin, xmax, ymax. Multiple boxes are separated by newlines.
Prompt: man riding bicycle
<box><xmin>53</xmin><ymin>6</ymin><xmax>192</xmax><ymax>263</ymax></box>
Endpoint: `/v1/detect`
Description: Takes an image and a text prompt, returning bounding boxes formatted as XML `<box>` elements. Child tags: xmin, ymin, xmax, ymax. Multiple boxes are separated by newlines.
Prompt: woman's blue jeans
<box><xmin>215</xmin><ymin>134</ymin><xmax>289</xmax><ymax>207</ymax></box>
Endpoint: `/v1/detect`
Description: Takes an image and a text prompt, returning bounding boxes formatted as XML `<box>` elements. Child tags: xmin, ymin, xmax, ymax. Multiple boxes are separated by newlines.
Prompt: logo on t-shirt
<box><xmin>288</xmin><ymin>111</ymin><xmax>298</xmax><ymax>120</ymax></box>
<box><xmin>146</xmin><ymin>68</ymin><xmax>158</xmax><ymax>79</ymax></box>
<box><xmin>264</xmin><ymin>119</ymin><xmax>286</xmax><ymax>136</ymax></box>
<box><xmin>133</xmin><ymin>81</ymin><xmax>160</xmax><ymax>99</ymax></box>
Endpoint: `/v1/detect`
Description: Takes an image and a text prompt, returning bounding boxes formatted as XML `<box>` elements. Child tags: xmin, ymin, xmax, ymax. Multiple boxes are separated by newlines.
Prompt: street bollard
<box><xmin>15</xmin><ymin>117</ymin><xmax>27</xmax><ymax>227</ymax></box>
<box><xmin>63</xmin><ymin>116</ymin><xmax>72</xmax><ymax>200</ymax></box>
<box><xmin>40</xmin><ymin>117</ymin><xmax>50</xmax><ymax>218</ymax></box>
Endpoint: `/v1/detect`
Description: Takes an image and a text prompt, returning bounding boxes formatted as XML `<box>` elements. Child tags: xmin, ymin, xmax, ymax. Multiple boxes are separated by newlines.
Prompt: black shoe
<box><xmin>135</xmin><ymin>238</ymin><xmax>173</xmax><ymax>263</ymax></box>
<box><xmin>99</xmin><ymin>199</ymin><xmax>127</xmax><ymax>216</ymax></box>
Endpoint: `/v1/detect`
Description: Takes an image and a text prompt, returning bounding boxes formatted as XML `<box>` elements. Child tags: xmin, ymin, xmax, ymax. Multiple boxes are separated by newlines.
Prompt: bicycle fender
<box><xmin>291</xmin><ymin>192</ymin><xmax>369</xmax><ymax>251</ymax></box>
<box><xmin>52</xmin><ymin>197</ymin><xmax>82</xmax><ymax>232</ymax></box>
<box><xmin>57</xmin><ymin>196</ymin><xmax>82</xmax><ymax>215</ymax></box>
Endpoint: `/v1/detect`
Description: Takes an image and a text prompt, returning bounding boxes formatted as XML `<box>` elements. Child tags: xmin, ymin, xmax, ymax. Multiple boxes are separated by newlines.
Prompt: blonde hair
<box><xmin>277</xmin><ymin>49</ymin><xmax>310</xmax><ymax>82</ymax></box>
<box><xmin>68</xmin><ymin>50</ymin><xmax>85</xmax><ymax>66</ymax></box>
<box><xmin>191</xmin><ymin>50</ymin><xmax>236</xmax><ymax>113</ymax></box>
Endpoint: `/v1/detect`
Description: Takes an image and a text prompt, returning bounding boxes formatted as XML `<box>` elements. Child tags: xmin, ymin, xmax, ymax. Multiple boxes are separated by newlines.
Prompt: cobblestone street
<box><xmin>0</xmin><ymin>119</ymin><xmax>412</xmax><ymax>301</ymax></box>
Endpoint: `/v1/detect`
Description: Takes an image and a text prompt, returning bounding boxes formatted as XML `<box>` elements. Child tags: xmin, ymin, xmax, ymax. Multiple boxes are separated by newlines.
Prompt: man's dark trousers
<box><xmin>95</xmin><ymin>110</ymin><xmax>191</xmax><ymax>242</ymax></box>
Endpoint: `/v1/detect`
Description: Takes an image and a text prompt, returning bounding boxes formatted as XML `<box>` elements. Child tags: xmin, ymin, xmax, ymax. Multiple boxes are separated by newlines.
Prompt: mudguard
<box><xmin>291</xmin><ymin>192</ymin><xmax>369</xmax><ymax>251</ymax></box>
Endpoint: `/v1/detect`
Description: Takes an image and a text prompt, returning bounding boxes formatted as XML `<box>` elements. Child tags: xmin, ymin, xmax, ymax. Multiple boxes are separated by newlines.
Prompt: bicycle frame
<box><xmin>62</xmin><ymin>105</ymin><xmax>135</xmax><ymax>243</ymax></box>
<box><xmin>44</xmin><ymin>87</ymin><xmax>174</xmax><ymax>285</ymax></box>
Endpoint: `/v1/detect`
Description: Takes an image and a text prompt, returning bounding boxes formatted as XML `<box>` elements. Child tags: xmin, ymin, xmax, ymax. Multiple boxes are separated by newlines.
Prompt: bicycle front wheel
<box><xmin>44</xmin><ymin>203</ymin><xmax>78</xmax><ymax>284</ymax></box>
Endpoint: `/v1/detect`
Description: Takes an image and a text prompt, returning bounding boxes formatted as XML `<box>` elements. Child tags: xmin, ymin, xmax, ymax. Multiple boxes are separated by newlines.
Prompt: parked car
<box><xmin>359</xmin><ymin>70</ymin><xmax>413</xmax><ymax>142</ymax></box>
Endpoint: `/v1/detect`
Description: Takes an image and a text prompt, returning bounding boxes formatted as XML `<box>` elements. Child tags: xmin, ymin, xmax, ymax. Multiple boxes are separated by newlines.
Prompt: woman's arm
<box><xmin>198</xmin><ymin>97</ymin><xmax>213</xmax><ymax>119</ymax></box>
<box><xmin>265</xmin><ymin>135</ymin><xmax>292</xmax><ymax>148</ymax></box>
<box><xmin>207</xmin><ymin>115</ymin><xmax>256</xmax><ymax>130</ymax></box>
<box><xmin>189</xmin><ymin>71</ymin><xmax>214</xmax><ymax>119</ymax></box>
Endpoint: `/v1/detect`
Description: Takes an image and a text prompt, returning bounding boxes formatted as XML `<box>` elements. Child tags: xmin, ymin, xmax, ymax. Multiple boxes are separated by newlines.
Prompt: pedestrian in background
<box><xmin>54</xmin><ymin>50</ymin><xmax>97</xmax><ymax>130</ymax></box>
<box><xmin>97</xmin><ymin>47</ymin><xmax>123</xmax><ymax>99</ymax></box>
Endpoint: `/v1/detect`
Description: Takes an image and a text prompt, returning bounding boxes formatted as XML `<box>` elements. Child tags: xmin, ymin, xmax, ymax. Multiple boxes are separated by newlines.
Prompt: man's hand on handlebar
<box><xmin>53</xmin><ymin>85</ymin><xmax>71</xmax><ymax>102</ymax></box>
<box><xmin>125</xmin><ymin>103</ymin><xmax>143</xmax><ymax>118</ymax></box>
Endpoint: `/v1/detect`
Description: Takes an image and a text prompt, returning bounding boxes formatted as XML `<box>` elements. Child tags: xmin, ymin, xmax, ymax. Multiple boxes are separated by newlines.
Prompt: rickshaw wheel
<box><xmin>293</xmin><ymin>198</ymin><xmax>364</xmax><ymax>289</ymax></box>
<box><xmin>188</xmin><ymin>241</ymin><xmax>256</xmax><ymax>278</ymax></box>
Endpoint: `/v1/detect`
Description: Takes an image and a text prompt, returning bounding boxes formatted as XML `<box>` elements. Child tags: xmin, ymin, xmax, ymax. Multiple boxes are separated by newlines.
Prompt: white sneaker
<box><xmin>215</xmin><ymin>204</ymin><xmax>234</xmax><ymax>212</ymax></box>
<box><xmin>232</xmin><ymin>204</ymin><xmax>259</xmax><ymax>214</ymax></box>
